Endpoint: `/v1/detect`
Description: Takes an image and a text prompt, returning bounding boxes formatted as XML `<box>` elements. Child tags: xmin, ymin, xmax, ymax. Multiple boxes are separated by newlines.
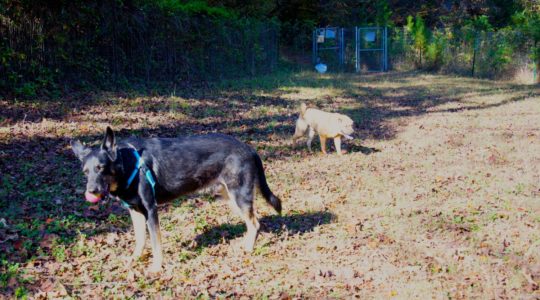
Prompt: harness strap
<box><xmin>126</xmin><ymin>149</ymin><xmax>142</xmax><ymax>188</ymax></box>
<box><xmin>125</xmin><ymin>146</ymin><xmax>156</xmax><ymax>196</ymax></box>
<box><xmin>121</xmin><ymin>199</ymin><xmax>131</xmax><ymax>209</ymax></box>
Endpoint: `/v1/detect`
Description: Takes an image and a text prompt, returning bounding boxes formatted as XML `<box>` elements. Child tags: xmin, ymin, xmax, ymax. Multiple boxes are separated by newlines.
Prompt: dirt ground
<box><xmin>1</xmin><ymin>71</ymin><xmax>539</xmax><ymax>298</ymax></box>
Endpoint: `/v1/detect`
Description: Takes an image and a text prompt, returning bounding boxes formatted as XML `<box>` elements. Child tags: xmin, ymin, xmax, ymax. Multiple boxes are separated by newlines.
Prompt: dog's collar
<box><xmin>125</xmin><ymin>144</ymin><xmax>156</xmax><ymax>196</ymax></box>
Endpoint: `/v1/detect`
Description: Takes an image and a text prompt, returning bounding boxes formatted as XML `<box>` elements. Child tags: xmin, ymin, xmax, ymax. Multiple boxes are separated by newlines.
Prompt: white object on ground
<box><xmin>315</xmin><ymin>63</ymin><xmax>327</xmax><ymax>73</ymax></box>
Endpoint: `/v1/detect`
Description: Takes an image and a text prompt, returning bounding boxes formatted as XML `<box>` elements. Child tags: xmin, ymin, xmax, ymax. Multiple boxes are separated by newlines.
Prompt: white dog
<box><xmin>292</xmin><ymin>103</ymin><xmax>354</xmax><ymax>155</ymax></box>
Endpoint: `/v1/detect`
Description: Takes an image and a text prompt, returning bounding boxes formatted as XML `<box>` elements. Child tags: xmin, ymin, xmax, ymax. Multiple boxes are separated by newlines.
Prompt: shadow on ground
<box><xmin>0</xmin><ymin>70</ymin><xmax>538</xmax><ymax>268</ymax></box>
<box><xmin>193</xmin><ymin>211</ymin><xmax>335</xmax><ymax>250</ymax></box>
<box><xmin>348</xmin><ymin>144</ymin><xmax>381</xmax><ymax>155</ymax></box>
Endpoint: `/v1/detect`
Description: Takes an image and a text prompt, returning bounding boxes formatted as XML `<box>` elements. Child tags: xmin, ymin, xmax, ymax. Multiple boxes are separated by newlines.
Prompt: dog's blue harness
<box><xmin>121</xmin><ymin>146</ymin><xmax>156</xmax><ymax>209</ymax></box>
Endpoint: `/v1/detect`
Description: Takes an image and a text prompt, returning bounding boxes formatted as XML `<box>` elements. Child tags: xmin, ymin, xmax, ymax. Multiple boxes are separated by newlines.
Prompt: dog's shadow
<box><xmin>193</xmin><ymin>211</ymin><xmax>335</xmax><ymax>250</ymax></box>
<box><xmin>293</xmin><ymin>140</ymin><xmax>381</xmax><ymax>156</ymax></box>
<box><xmin>348</xmin><ymin>144</ymin><xmax>381</xmax><ymax>155</ymax></box>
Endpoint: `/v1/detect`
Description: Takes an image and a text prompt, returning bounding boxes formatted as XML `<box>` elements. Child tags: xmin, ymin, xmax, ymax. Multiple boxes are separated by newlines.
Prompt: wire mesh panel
<box><xmin>356</xmin><ymin>27</ymin><xmax>388</xmax><ymax>72</ymax></box>
<box><xmin>313</xmin><ymin>27</ymin><xmax>344</xmax><ymax>72</ymax></box>
<box><xmin>342</xmin><ymin>28</ymin><xmax>358</xmax><ymax>72</ymax></box>
<box><xmin>313</xmin><ymin>26</ymin><xmax>388</xmax><ymax>73</ymax></box>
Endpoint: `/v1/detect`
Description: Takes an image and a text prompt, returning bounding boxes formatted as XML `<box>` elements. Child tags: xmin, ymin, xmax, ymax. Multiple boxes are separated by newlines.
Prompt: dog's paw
<box><xmin>122</xmin><ymin>255</ymin><xmax>135</xmax><ymax>267</ymax></box>
<box><xmin>230</xmin><ymin>238</ymin><xmax>256</xmax><ymax>254</ymax></box>
<box><xmin>243</xmin><ymin>243</ymin><xmax>255</xmax><ymax>253</ymax></box>
<box><xmin>145</xmin><ymin>263</ymin><xmax>162</xmax><ymax>277</ymax></box>
<box><xmin>123</xmin><ymin>253</ymin><xmax>143</xmax><ymax>267</ymax></box>
<box><xmin>230</xmin><ymin>239</ymin><xmax>249</xmax><ymax>254</ymax></box>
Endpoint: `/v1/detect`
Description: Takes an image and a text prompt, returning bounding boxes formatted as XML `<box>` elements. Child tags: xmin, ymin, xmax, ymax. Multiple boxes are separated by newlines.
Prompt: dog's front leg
<box><xmin>293</xmin><ymin>118</ymin><xmax>308</xmax><ymax>146</ymax></box>
<box><xmin>334</xmin><ymin>136</ymin><xmax>342</xmax><ymax>155</ymax></box>
<box><xmin>140</xmin><ymin>186</ymin><xmax>163</xmax><ymax>274</ymax></box>
<box><xmin>128</xmin><ymin>208</ymin><xmax>146</xmax><ymax>261</ymax></box>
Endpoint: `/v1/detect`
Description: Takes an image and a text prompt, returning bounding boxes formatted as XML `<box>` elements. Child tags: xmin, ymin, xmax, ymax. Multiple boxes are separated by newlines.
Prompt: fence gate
<box><xmin>312</xmin><ymin>27</ymin><xmax>344</xmax><ymax>71</ymax></box>
<box><xmin>313</xmin><ymin>26</ymin><xmax>388</xmax><ymax>73</ymax></box>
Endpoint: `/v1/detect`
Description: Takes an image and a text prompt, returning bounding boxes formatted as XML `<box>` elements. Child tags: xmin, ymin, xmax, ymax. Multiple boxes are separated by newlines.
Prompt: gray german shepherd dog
<box><xmin>71</xmin><ymin>127</ymin><xmax>282</xmax><ymax>273</ymax></box>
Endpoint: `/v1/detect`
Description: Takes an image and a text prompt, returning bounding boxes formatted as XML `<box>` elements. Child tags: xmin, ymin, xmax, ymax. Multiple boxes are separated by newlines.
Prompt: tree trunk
<box><xmin>471</xmin><ymin>35</ymin><xmax>478</xmax><ymax>77</ymax></box>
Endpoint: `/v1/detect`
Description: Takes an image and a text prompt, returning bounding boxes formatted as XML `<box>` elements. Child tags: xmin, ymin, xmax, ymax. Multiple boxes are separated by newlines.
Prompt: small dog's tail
<box><xmin>253</xmin><ymin>153</ymin><xmax>282</xmax><ymax>215</ymax></box>
<box><xmin>300</xmin><ymin>102</ymin><xmax>307</xmax><ymax>118</ymax></box>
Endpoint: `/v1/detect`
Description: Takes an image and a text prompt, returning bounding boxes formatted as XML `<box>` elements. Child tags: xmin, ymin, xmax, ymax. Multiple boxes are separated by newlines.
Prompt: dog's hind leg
<box><xmin>128</xmin><ymin>208</ymin><xmax>147</xmax><ymax>261</ymax></box>
<box><xmin>306</xmin><ymin>127</ymin><xmax>315</xmax><ymax>152</ymax></box>
<box><xmin>234</xmin><ymin>197</ymin><xmax>260</xmax><ymax>252</ymax></box>
<box><xmin>319</xmin><ymin>135</ymin><xmax>328</xmax><ymax>154</ymax></box>
<box><xmin>224</xmin><ymin>182</ymin><xmax>260</xmax><ymax>252</ymax></box>
<box><xmin>146</xmin><ymin>208</ymin><xmax>163</xmax><ymax>273</ymax></box>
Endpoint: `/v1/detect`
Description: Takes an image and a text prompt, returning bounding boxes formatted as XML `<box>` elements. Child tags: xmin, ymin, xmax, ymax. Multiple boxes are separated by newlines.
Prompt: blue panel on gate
<box><xmin>325</xmin><ymin>29</ymin><xmax>336</xmax><ymax>39</ymax></box>
<box><xmin>364</xmin><ymin>31</ymin><xmax>376</xmax><ymax>42</ymax></box>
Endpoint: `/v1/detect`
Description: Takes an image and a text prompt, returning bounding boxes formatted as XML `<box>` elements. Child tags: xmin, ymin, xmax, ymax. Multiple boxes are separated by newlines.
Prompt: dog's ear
<box><xmin>71</xmin><ymin>140</ymin><xmax>91</xmax><ymax>162</ymax></box>
<box><xmin>101</xmin><ymin>127</ymin><xmax>117</xmax><ymax>160</ymax></box>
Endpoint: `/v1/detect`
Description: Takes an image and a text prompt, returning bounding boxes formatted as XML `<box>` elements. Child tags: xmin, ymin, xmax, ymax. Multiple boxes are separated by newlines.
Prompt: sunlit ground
<box><xmin>1</xmin><ymin>71</ymin><xmax>539</xmax><ymax>298</ymax></box>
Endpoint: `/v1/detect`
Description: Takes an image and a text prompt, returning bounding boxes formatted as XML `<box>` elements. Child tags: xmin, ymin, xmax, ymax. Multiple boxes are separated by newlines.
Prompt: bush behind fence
<box><xmin>390</xmin><ymin>26</ymin><xmax>536</xmax><ymax>80</ymax></box>
<box><xmin>0</xmin><ymin>3</ymin><xmax>279</xmax><ymax>97</ymax></box>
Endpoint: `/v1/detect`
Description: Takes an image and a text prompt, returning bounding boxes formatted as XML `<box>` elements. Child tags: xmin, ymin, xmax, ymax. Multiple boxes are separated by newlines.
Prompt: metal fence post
<box><xmin>384</xmin><ymin>26</ymin><xmax>388</xmax><ymax>71</ymax></box>
<box><xmin>380</xmin><ymin>27</ymin><xmax>384</xmax><ymax>72</ymax></box>
<box><xmin>339</xmin><ymin>28</ymin><xmax>344</xmax><ymax>68</ymax></box>
<box><xmin>341</xmin><ymin>28</ymin><xmax>344</xmax><ymax>68</ymax></box>
<box><xmin>312</xmin><ymin>29</ymin><xmax>317</xmax><ymax>65</ymax></box>
<box><xmin>342</xmin><ymin>28</ymin><xmax>345</xmax><ymax>68</ymax></box>
<box><xmin>357</xmin><ymin>27</ymin><xmax>361</xmax><ymax>73</ymax></box>
<box><xmin>355</xmin><ymin>26</ymin><xmax>359</xmax><ymax>72</ymax></box>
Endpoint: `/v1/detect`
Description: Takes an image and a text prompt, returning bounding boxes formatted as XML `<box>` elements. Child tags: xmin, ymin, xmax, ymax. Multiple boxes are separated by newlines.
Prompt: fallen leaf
<box><xmin>40</xmin><ymin>279</ymin><xmax>55</xmax><ymax>292</ymax></box>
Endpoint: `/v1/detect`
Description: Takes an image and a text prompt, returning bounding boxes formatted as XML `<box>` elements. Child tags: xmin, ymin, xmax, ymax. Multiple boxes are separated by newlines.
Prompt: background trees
<box><xmin>0</xmin><ymin>0</ymin><xmax>538</xmax><ymax>97</ymax></box>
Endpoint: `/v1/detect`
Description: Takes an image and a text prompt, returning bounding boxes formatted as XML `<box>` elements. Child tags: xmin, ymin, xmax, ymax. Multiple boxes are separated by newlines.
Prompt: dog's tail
<box><xmin>253</xmin><ymin>153</ymin><xmax>282</xmax><ymax>215</ymax></box>
<box><xmin>300</xmin><ymin>102</ymin><xmax>307</xmax><ymax>118</ymax></box>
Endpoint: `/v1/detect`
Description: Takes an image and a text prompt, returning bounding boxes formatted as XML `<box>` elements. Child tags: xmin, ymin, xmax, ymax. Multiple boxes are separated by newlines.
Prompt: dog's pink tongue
<box><xmin>85</xmin><ymin>191</ymin><xmax>102</xmax><ymax>203</ymax></box>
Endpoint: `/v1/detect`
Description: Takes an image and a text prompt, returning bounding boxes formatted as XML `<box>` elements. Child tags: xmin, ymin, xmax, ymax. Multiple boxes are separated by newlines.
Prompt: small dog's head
<box><xmin>338</xmin><ymin>115</ymin><xmax>355</xmax><ymax>136</ymax></box>
<box><xmin>71</xmin><ymin>127</ymin><xmax>119</xmax><ymax>203</ymax></box>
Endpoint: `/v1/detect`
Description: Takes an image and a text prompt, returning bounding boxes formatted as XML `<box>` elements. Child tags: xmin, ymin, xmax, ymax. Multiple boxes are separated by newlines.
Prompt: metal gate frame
<box><xmin>312</xmin><ymin>27</ymin><xmax>345</xmax><ymax>67</ymax></box>
<box><xmin>313</xmin><ymin>26</ymin><xmax>388</xmax><ymax>73</ymax></box>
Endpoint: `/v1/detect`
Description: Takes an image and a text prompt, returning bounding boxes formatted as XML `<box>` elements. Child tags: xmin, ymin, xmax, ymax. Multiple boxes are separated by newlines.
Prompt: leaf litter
<box><xmin>0</xmin><ymin>71</ymin><xmax>539</xmax><ymax>298</ymax></box>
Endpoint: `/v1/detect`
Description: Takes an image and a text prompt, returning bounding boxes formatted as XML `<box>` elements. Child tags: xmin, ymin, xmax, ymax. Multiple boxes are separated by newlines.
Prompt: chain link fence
<box><xmin>0</xmin><ymin>5</ymin><xmax>279</xmax><ymax>96</ymax></box>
